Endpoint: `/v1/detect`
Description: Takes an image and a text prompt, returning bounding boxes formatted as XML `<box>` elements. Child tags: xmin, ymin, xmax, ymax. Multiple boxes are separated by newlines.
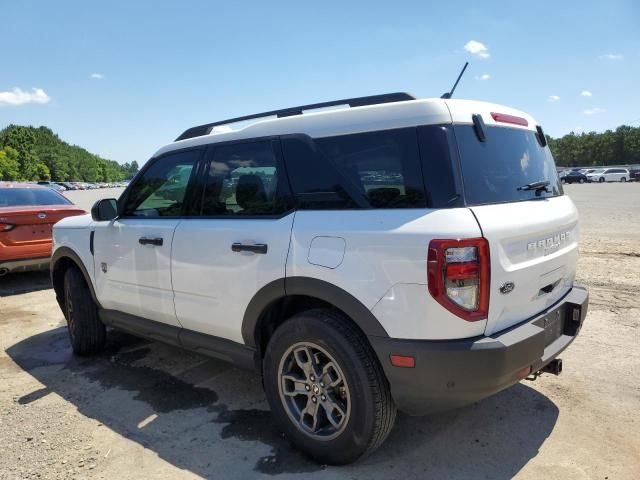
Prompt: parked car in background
<box><xmin>586</xmin><ymin>168</ymin><xmax>630</xmax><ymax>183</ymax></box>
<box><xmin>0</xmin><ymin>183</ymin><xmax>85</xmax><ymax>275</ymax></box>
<box><xmin>629</xmin><ymin>168</ymin><xmax>640</xmax><ymax>182</ymax></box>
<box><xmin>561</xmin><ymin>171</ymin><xmax>588</xmax><ymax>184</ymax></box>
<box><xmin>37</xmin><ymin>181</ymin><xmax>67</xmax><ymax>192</ymax></box>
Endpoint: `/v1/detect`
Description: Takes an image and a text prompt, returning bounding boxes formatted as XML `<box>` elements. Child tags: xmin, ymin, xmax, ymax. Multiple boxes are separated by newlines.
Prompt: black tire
<box><xmin>63</xmin><ymin>267</ymin><xmax>106</xmax><ymax>355</ymax></box>
<box><xmin>579</xmin><ymin>178</ymin><xmax>585</xmax><ymax>184</ymax></box>
<box><xmin>263</xmin><ymin>309</ymin><xmax>396</xmax><ymax>465</ymax></box>
<box><xmin>599</xmin><ymin>177</ymin><xmax>605</xmax><ymax>183</ymax></box>
<box><xmin>621</xmin><ymin>177</ymin><xmax>627</xmax><ymax>182</ymax></box>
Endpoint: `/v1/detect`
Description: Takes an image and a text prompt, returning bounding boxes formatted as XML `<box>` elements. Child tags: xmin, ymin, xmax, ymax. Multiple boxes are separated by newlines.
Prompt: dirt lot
<box><xmin>1</xmin><ymin>184</ymin><xmax>639</xmax><ymax>479</ymax></box>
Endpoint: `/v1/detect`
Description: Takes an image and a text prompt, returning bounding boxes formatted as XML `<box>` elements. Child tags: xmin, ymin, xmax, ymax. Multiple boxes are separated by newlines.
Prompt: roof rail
<box><xmin>175</xmin><ymin>92</ymin><xmax>416</xmax><ymax>141</ymax></box>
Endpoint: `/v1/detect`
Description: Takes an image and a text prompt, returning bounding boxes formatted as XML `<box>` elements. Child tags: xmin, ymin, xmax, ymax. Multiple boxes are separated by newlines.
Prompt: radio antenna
<box><xmin>441</xmin><ymin>62</ymin><xmax>469</xmax><ymax>99</ymax></box>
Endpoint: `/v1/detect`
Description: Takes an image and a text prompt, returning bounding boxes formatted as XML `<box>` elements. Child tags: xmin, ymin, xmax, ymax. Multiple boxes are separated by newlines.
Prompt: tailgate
<box><xmin>471</xmin><ymin>195</ymin><xmax>579</xmax><ymax>335</ymax></box>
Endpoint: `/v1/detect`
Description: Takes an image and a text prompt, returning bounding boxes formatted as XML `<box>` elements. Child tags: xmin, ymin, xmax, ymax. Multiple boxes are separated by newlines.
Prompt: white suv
<box><xmin>51</xmin><ymin>93</ymin><xmax>588</xmax><ymax>464</ymax></box>
<box><xmin>586</xmin><ymin>168</ymin><xmax>630</xmax><ymax>182</ymax></box>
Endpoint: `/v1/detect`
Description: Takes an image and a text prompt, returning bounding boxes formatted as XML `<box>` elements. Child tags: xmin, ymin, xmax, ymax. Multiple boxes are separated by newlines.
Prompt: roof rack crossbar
<box><xmin>175</xmin><ymin>92</ymin><xmax>416</xmax><ymax>141</ymax></box>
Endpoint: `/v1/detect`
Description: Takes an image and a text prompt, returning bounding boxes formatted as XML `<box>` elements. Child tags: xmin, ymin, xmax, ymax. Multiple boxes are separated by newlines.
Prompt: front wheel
<box><xmin>599</xmin><ymin>177</ymin><xmax>605</xmax><ymax>183</ymax></box>
<box><xmin>579</xmin><ymin>178</ymin><xmax>585</xmax><ymax>184</ymax></box>
<box><xmin>64</xmin><ymin>267</ymin><xmax>106</xmax><ymax>355</ymax></box>
<box><xmin>263</xmin><ymin>309</ymin><xmax>396</xmax><ymax>465</ymax></box>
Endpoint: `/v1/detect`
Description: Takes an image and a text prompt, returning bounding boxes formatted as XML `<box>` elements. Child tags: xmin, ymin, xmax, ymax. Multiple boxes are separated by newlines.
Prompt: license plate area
<box><xmin>533</xmin><ymin>306</ymin><xmax>565</xmax><ymax>347</ymax></box>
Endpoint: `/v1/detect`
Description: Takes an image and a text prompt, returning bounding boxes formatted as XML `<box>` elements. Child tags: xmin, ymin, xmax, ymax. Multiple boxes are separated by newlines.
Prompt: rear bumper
<box><xmin>369</xmin><ymin>284</ymin><xmax>589</xmax><ymax>415</ymax></box>
<box><xmin>0</xmin><ymin>256</ymin><xmax>50</xmax><ymax>273</ymax></box>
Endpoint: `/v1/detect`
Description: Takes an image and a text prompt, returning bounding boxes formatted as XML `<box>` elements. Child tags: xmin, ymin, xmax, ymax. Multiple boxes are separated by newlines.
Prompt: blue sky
<box><xmin>2</xmin><ymin>0</ymin><xmax>639</xmax><ymax>165</ymax></box>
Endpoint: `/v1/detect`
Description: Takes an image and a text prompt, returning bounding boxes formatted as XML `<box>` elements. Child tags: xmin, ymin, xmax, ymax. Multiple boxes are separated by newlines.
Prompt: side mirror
<box><xmin>91</xmin><ymin>198</ymin><xmax>118</xmax><ymax>221</ymax></box>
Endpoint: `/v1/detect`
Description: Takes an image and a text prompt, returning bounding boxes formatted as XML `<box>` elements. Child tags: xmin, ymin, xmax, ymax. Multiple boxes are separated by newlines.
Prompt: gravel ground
<box><xmin>1</xmin><ymin>183</ymin><xmax>639</xmax><ymax>479</ymax></box>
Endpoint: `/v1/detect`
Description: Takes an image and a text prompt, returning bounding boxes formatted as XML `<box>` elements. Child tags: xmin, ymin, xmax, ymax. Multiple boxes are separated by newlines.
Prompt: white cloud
<box><xmin>0</xmin><ymin>87</ymin><xmax>51</xmax><ymax>106</ymax></box>
<box><xmin>548</xmin><ymin>95</ymin><xmax>560</xmax><ymax>102</ymax></box>
<box><xmin>464</xmin><ymin>40</ymin><xmax>490</xmax><ymax>59</ymax></box>
<box><xmin>599</xmin><ymin>53</ymin><xmax>623</xmax><ymax>60</ymax></box>
<box><xmin>90</xmin><ymin>73</ymin><xmax>104</xmax><ymax>79</ymax></box>
<box><xmin>580</xmin><ymin>90</ymin><xmax>592</xmax><ymax>97</ymax></box>
<box><xmin>476</xmin><ymin>73</ymin><xmax>491</xmax><ymax>81</ymax></box>
<box><xmin>584</xmin><ymin>107</ymin><xmax>605</xmax><ymax>115</ymax></box>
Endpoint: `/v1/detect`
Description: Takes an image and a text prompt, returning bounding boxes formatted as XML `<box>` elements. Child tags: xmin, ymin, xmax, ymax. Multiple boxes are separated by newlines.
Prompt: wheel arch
<box><xmin>242</xmin><ymin>277</ymin><xmax>390</xmax><ymax>359</ymax></box>
<box><xmin>51</xmin><ymin>247</ymin><xmax>100</xmax><ymax>312</ymax></box>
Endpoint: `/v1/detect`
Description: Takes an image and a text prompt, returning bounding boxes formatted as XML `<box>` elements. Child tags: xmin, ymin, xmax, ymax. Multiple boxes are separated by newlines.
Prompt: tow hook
<box><xmin>525</xmin><ymin>358</ymin><xmax>563</xmax><ymax>381</ymax></box>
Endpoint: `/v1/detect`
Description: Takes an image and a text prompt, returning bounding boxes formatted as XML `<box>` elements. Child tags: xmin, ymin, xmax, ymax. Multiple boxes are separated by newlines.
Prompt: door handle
<box><xmin>139</xmin><ymin>236</ymin><xmax>163</xmax><ymax>246</ymax></box>
<box><xmin>231</xmin><ymin>243</ymin><xmax>268</xmax><ymax>254</ymax></box>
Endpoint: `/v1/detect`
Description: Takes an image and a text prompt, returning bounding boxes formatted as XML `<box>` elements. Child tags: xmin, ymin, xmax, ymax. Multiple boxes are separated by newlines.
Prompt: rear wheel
<box><xmin>64</xmin><ymin>267</ymin><xmax>106</xmax><ymax>355</ymax></box>
<box><xmin>599</xmin><ymin>177</ymin><xmax>605</xmax><ymax>183</ymax></box>
<box><xmin>579</xmin><ymin>178</ymin><xmax>585</xmax><ymax>184</ymax></box>
<box><xmin>621</xmin><ymin>177</ymin><xmax>627</xmax><ymax>182</ymax></box>
<box><xmin>263</xmin><ymin>309</ymin><xmax>396</xmax><ymax>464</ymax></box>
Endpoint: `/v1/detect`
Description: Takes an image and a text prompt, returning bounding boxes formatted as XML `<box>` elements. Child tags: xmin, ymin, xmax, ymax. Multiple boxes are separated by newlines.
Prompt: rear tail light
<box><xmin>427</xmin><ymin>238</ymin><xmax>490</xmax><ymax>321</ymax></box>
<box><xmin>0</xmin><ymin>223</ymin><xmax>15</xmax><ymax>232</ymax></box>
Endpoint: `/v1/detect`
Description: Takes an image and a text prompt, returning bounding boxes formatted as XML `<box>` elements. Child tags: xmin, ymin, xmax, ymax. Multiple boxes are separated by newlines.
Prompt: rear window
<box><xmin>0</xmin><ymin>187</ymin><xmax>72</xmax><ymax>207</ymax></box>
<box><xmin>454</xmin><ymin>125</ymin><xmax>563</xmax><ymax>205</ymax></box>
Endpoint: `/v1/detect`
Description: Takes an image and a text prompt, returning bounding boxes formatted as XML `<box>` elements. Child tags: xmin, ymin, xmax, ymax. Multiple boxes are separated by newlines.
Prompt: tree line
<box><xmin>2</xmin><ymin>123</ymin><xmax>640</xmax><ymax>182</ymax></box>
<box><xmin>547</xmin><ymin>125</ymin><xmax>640</xmax><ymax>167</ymax></box>
<box><xmin>0</xmin><ymin>125</ymin><xmax>138</xmax><ymax>182</ymax></box>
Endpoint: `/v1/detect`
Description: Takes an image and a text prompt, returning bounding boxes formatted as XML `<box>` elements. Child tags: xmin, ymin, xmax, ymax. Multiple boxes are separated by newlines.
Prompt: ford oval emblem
<box><xmin>499</xmin><ymin>281</ymin><xmax>515</xmax><ymax>294</ymax></box>
<box><xmin>37</xmin><ymin>212</ymin><xmax>47</xmax><ymax>219</ymax></box>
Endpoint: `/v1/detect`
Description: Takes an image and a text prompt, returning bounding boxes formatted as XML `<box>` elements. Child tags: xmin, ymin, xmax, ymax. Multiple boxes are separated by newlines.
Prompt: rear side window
<box><xmin>454</xmin><ymin>125</ymin><xmax>563</xmax><ymax>206</ymax></box>
<box><xmin>199</xmin><ymin>140</ymin><xmax>290</xmax><ymax>216</ymax></box>
<box><xmin>0</xmin><ymin>188</ymin><xmax>72</xmax><ymax>207</ymax></box>
<box><xmin>284</xmin><ymin>128</ymin><xmax>427</xmax><ymax>209</ymax></box>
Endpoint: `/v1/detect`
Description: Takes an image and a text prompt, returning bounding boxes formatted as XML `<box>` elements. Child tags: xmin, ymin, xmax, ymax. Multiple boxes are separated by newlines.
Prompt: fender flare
<box><xmin>241</xmin><ymin>276</ymin><xmax>390</xmax><ymax>348</ymax></box>
<box><xmin>50</xmin><ymin>246</ymin><xmax>101</xmax><ymax>309</ymax></box>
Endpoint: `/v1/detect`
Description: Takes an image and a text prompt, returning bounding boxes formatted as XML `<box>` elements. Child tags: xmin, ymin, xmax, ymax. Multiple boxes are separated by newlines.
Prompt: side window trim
<box><xmin>118</xmin><ymin>145</ymin><xmax>205</xmax><ymax>219</ymax></box>
<box><xmin>192</xmin><ymin>136</ymin><xmax>294</xmax><ymax>220</ymax></box>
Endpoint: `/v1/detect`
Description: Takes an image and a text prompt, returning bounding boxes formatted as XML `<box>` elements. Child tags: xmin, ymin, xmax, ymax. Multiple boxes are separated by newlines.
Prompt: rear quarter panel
<box><xmin>288</xmin><ymin>208</ymin><xmax>486</xmax><ymax>340</ymax></box>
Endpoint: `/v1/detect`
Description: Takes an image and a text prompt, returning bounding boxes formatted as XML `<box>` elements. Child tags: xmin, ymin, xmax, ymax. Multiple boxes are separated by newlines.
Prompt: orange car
<box><xmin>0</xmin><ymin>183</ymin><xmax>85</xmax><ymax>276</ymax></box>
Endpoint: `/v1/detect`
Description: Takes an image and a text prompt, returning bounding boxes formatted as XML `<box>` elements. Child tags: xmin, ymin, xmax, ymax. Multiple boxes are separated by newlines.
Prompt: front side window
<box><xmin>122</xmin><ymin>149</ymin><xmax>200</xmax><ymax>217</ymax></box>
<box><xmin>200</xmin><ymin>140</ymin><xmax>288</xmax><ymax>216</ymax></box>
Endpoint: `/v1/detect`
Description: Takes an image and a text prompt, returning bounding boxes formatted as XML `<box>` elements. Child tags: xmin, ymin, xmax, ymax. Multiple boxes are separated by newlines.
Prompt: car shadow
<box><xmin>0</xmin><ymin>271</ymin><xmax>51</xmax><ymax>297</ymax></box>
<box><xmin>6</xmin><ymin>327</ymin><xmax>559</xmax><ymax>479</ymax></box>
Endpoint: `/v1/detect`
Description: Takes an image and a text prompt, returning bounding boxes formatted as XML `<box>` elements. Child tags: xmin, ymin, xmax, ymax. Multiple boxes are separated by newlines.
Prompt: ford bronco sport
<box><xmin>51</xmin><ymin>92</ymin><xmax>588</xmax><ymax>464</ymax></box>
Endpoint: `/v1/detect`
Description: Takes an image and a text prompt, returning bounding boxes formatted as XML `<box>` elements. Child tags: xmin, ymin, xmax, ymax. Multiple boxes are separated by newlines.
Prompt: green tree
<box><xmin>0</xmin><ymin>146</ymin><xmax>21</xmax><ymax>180</ymax></box>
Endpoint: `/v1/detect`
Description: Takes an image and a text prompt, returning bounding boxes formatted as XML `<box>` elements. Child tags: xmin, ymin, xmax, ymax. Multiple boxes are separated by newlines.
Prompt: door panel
<box><xmin>93</xmin><ymin>147</ymin><xmax>201</xmax><ymax>326</ymax></box>
<box><xmin>93</xmin><ymin>219</ymin><xmax>180</xmax><ymax>326</ymax></box>
<box><xmin>172</xmin><ymin>214</ymin><xmax>294</xmax><ymax>343</ymax></box>
<box><xmin>171</xmin><ymin>138</ymin><xmax>293</xmax><ymax>343</ymax></box>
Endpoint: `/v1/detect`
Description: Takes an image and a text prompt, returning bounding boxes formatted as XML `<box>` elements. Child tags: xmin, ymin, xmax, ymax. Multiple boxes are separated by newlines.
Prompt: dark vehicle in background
<box><xmin>0</xmin><ymin>183</ymin><xmax>85</xmax><ymax>276</ymax></box>
<box><xmin>629</xmin><ymin>168</ymin><xmax>640</xmax><ymax>182</ymax></box>
<box><xmin>561</xmin><ymin>171</ymin><xmax>588</xmax><ymax>184</ymax></box>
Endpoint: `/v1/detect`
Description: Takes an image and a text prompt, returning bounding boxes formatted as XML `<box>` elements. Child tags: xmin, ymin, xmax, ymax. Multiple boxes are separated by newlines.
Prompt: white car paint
<box><xmin>587</xmin><ymin>168</ymin><xmax>629</xmax><ymax>182</ymax></box>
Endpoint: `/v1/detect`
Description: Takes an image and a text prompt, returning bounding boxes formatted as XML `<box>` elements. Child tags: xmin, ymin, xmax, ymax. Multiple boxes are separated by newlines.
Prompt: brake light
<box><xmin>427</xmin><ymin>238</ymin><xmax>490</xmax><ymax>321</ymax></box>
<box><xmin>490</xmin><ymin>112</ymin><xmax>528</xmax><ymax>127</ymax></box>
<box><xmin>0</xmin><ymin>223</ymin><xmax>15</xmax><ymax>232</ymax></box>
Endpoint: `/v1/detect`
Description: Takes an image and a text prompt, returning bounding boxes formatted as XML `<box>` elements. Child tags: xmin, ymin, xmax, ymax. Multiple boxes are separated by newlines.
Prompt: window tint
<box><xmin>417</xmin><ymin>125</ymin><xmax>461</xmax><ymax>208</ymax></box>
<box><xmin>0</xmin><ymin>187</ymin><xmax>72</xmax><ymax>207</ymax></box>
<box><xmin>283</xmin><ymin>128</ymin><xmax>427</xmax><ymax>209</ymax></box>
<box><xmin>200</xmin><ymin>141</ymin><xmax>288</xmax><ymax>216</ymax></box>
<box><xmin>123</xmin><ymin>149</ymin><xmax>199</xmax><ymax>217</ymax></box>
<box><xmin>454</xmin><ymin>125</ymin><xmax>563</xmax><ymax>206</ymax></box>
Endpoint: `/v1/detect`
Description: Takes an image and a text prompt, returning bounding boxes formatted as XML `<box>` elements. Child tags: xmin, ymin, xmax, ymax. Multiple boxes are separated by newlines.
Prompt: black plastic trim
<box><xmin>50</xmin><ymin>246</ymin><xmax>101</xmax><ymax>309</ymax></box>
<box><xmin>241</xmin><ymin>277</ymin><xmax>389</xmax><ymax>348</ymax></box>
<box><xmin>99</xmin><ymin>309</ymin><xmax>258</xmax><ymax>370</ymax></box>
<box><xmin>175</xmin><ymin>92</ymin><xmax>416</xmax><ymax>141</ymax></box>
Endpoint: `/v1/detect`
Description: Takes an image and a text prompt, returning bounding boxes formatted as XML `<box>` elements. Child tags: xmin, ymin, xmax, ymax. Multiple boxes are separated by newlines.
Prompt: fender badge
<box><xmin>499</xmin><ymin>282</ymin><xmax>515</xmax><ymax>294</ymax></box>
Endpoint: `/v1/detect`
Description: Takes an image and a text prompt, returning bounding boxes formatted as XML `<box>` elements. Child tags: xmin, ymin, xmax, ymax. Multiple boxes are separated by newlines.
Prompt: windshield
<box><xmin>454</xmin><ymin>125</ymin><xmax>563</xmax><ymax>206</ymax></box>
<box><xmin>0</xmin><ymin>188</ymin><xmax>72</xmax><ymax>207</ymax></box>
